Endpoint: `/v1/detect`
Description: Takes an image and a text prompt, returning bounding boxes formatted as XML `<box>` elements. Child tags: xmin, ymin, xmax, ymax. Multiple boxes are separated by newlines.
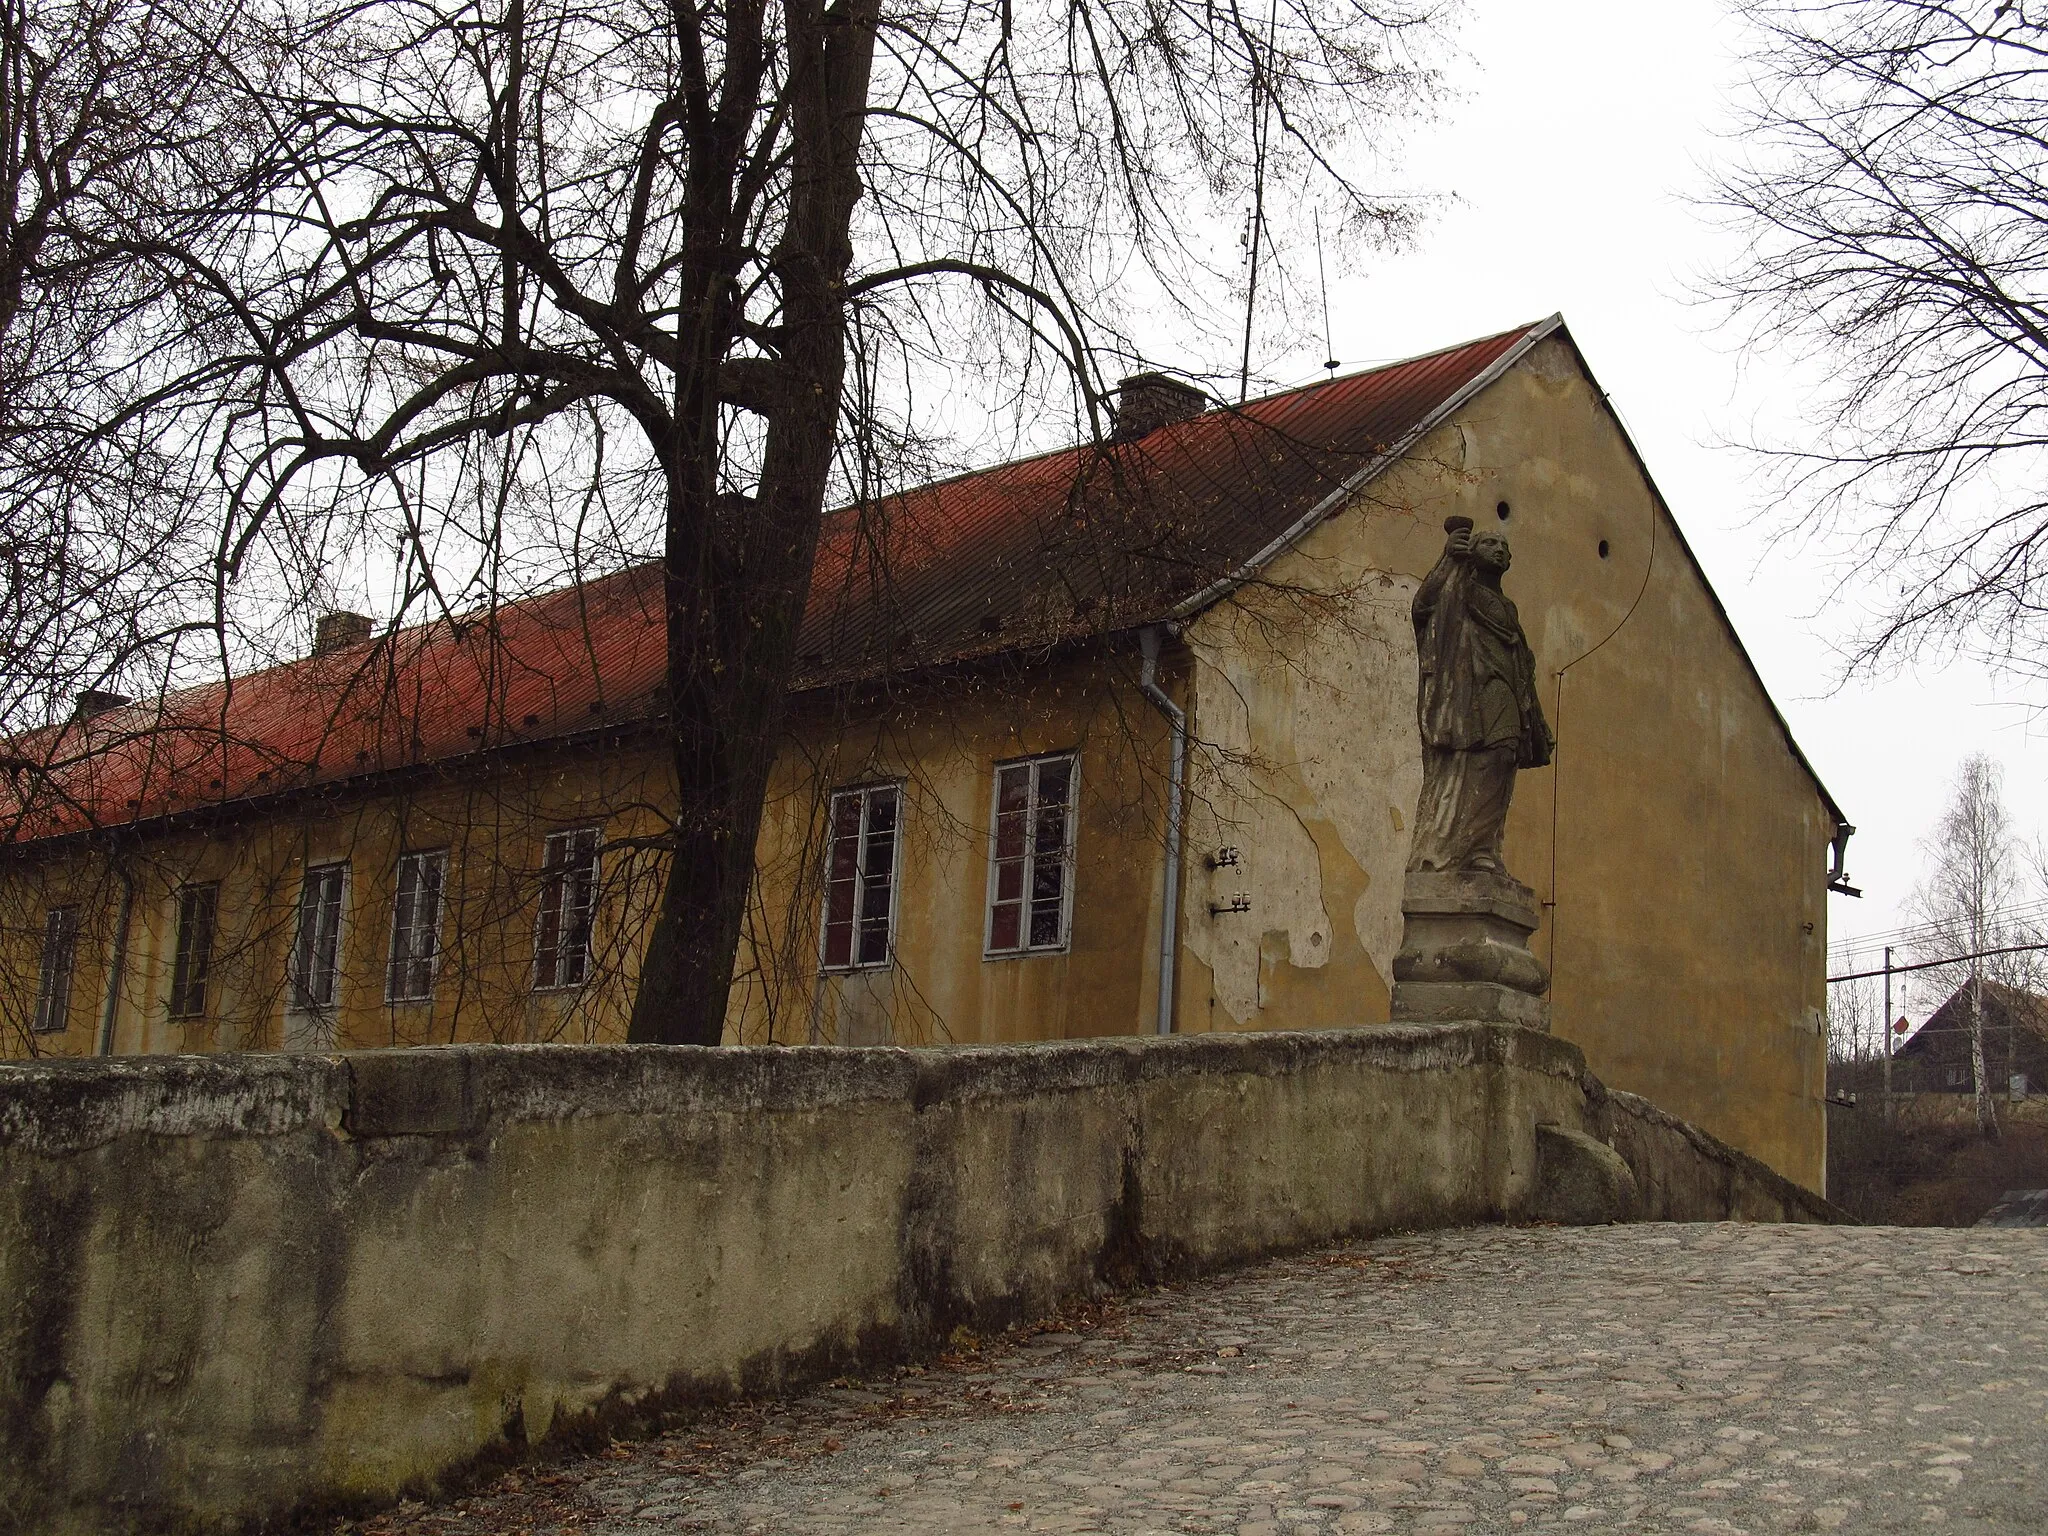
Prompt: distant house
<box><xmin>0</xmin><ymin>317</ymin><xmax>1847</xmax><ymax>1190</ymax></box>
<box><xmin>1894</xmin><ymin>981</ymin><xmax>2048</xmax><ymax>1098</ymax></box>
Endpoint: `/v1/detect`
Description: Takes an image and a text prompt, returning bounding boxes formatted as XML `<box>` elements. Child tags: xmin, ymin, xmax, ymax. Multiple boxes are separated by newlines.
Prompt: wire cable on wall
<box><xmin>1545</xmin><ymin>388</ymin><xmax>1660</xmax><ymax>981</ymax></box>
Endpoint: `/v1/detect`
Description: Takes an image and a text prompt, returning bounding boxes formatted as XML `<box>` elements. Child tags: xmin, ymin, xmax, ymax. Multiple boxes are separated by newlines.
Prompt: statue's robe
<box><xmin>1410</xmin><ymin>550</ymin><xmax>1554</xmax><ymax>873</ymax></box>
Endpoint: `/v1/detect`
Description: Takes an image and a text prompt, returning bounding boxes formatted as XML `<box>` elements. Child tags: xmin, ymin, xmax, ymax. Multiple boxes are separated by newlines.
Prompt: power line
<box><xmin>1829</xmin><ymin>898</ymin><xmax>2048</xmax><ymax>964</ymax></box>
<box><xmin>1827</xmin><ymin>939</ymin><xmax>2048</xmax><ymax>984</ymax></box>
<box><xmin>1832</xmin><ymin>900</ymin><xmax>2048</xmax><ymax>955</ymax></box>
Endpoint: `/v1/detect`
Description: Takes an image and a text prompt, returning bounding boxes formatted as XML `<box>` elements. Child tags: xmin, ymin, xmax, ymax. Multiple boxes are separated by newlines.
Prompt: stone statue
<box><xmin>1390</xmin><ymin>515</ymin><xmax>1555</xmax><ymax>1033</ymax></box>
<box><xmin>1408</xmin><ymin>516</ymin><xmax>1553</xmax><ymax>875</ymax></box>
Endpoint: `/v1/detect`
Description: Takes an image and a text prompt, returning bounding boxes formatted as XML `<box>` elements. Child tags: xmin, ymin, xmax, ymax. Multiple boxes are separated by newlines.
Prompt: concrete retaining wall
<box><xmin>0</xmin><ymin>1025</ymin><xmax>1842</xmax><ymax>1535</ymax></box>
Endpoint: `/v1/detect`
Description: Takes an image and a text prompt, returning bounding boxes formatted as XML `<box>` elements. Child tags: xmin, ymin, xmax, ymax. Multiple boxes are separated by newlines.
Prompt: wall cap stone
<box><xmin>0</xmin><ymin>1024</ymin><xmax>1593</xmax><ymax>1155</ymax></box>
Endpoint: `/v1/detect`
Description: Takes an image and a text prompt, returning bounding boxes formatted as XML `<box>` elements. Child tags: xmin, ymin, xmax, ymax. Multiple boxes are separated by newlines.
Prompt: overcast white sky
<box><xmin>1273</xmin><ymin>0</ymin><xmax>2048</xmax><ymax>990</ymax></box>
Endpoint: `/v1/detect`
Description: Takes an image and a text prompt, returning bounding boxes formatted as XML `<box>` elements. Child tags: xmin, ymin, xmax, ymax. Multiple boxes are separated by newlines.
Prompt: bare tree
<box><xmin>1708</xmin><ymin>1</ymin><xmax>2048</xmax><ymax>680</ymax></box>
<box><xmin>0</xmin><ymin>0</ymin><xmax>268</xmax><ymax>730</ymax></box>
<box><xmin>1911</xmin><ymin>752</ymin><xmax>2038</xmax><ymax>1141</ymax></box>
<box><xmin>29</xmin><ymin>0</ymin><xmax>1448</xmax><ymax>1046</ymax></box>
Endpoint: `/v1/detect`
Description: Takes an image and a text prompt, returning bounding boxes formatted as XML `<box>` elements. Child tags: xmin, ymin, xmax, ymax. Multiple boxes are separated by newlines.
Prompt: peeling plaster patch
<box><xmin>1282</xmin><ymin>570</ymin><xmax>1421</xmax><ymax>989</ymax></box>
<box><xmin>1182</xmin><ymin>635</ymin><xmax>1334</xmax><ymax>1027</ymax></box>
<box><xmin>1184</xmin><ymin>550</ymin><xmax>1423</xmax><ymax>1024</ymax></box>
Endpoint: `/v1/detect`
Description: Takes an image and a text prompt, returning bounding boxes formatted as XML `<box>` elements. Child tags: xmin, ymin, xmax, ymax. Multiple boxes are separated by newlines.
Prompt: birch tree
<box><xmin>1912</xmin><ymin>753</ymin><xmax>2034</xmax><ymax>1142</ymax></box>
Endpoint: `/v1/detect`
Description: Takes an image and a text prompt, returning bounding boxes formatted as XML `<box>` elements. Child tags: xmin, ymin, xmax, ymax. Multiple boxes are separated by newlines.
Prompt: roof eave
<box><xmin>1164</xmin><ymin>316</ymin><xmax>1567</xmax><ymax>626</ymax></box>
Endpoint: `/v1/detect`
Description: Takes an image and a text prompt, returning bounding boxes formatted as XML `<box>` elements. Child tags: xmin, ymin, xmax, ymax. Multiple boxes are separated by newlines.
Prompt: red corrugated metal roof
<box><xmin>0</xmin><ymin>322</ymin><xmax>1544</xmax><ymax>843</ymax></box>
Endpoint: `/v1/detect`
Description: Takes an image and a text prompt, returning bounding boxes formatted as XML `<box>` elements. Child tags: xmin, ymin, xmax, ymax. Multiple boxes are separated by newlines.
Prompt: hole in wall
<box><xmin>1496</xmin><ymin>500</ymin><xmax>1510</xmax><ymax>521</ymax></box>
<box><xmin>1598</xmin><ymin>539</ymin><xmax>1611</xmax><ymax>559</ymax></box>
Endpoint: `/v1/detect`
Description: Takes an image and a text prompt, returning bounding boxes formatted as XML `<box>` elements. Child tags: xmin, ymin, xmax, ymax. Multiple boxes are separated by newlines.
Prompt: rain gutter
<box><xmin>96</xmin><ymin>859</ymin><xmax>135</xmax><ymax>1056</ymax></box>
<box><xmin>1138</xmin><ymin>624</ymin><xmax>1187</xmax><ymax>1035</ymax></box>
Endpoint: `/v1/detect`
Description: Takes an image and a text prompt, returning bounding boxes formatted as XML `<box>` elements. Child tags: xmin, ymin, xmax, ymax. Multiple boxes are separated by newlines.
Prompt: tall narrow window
<box><xmin>290</xmin><ymin>864</ymin><xmax>348</xmax><ymax>1011</ymax></box>
<box><xmin>386</xmin><ymin>850</ymin><xmax>447</xmax><ymax>1003</ymax></box>
<box><xmin>986</xmin><ymin>752</ymin><xmax>1077</xmax><ymax>955</ymax></box>
<box><xmin>169</xmin><ymin>883</ymin><xmax>217</xmax><ymax>1019</ymax></box>
<box><xmin>535</xmin><ymin>828</ymin><xmax>599</xmax><ymax>989</ymax></box>
<box><xmin>820</xmin><ymin>783</ymin><xmax>900</xmax><ymax>971</ymax></box>
<box><xmin>32</xmin><ymin>907</ymin><xmax>79</xmax><ymax>1034</ymax></box>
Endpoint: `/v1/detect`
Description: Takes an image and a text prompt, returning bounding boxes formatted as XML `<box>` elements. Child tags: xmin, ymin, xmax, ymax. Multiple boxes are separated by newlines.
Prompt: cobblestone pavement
<box><xmin>348</xmin><ymin>1224</ymin><xmax>2048</xmax><ymax>1536</ymax></box>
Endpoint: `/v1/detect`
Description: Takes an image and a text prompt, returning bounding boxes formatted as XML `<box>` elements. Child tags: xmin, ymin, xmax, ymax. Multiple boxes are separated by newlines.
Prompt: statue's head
<box><xmin>1471</xmin><ymin>531</ymin><xmax>1511</xmax><ymax>573</ymax></box>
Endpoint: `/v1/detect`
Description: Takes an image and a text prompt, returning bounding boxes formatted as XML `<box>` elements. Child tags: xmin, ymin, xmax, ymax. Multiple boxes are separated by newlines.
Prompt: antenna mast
<box><xmin>1316</xmin><ymin>209</ymin><xmax>1337</xmax><ymax>376</ymax></box>
<box><xmin>1237</xmin><ymin>0</ymin><xmax>1278</xmax><ymax>404</ymax></box>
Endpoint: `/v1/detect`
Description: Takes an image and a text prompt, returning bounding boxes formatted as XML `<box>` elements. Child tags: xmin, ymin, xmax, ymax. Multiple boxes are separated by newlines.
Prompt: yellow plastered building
<box><xmin>0</xmin><ymin>319</ymin><xmax>1846</xmax><ymax>1189</ymax></box>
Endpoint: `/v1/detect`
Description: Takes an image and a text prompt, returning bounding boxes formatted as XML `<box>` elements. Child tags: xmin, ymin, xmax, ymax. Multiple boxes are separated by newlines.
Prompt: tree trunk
<box><xmin>1969</xmin><ymin>967</ymin><xmax>2000</xmax><ymax>1143</ymax></box>
<box><xmin>627</xmin><ymin>0</ymin><xmax>878</xmax><ymax>1046</ymax></box>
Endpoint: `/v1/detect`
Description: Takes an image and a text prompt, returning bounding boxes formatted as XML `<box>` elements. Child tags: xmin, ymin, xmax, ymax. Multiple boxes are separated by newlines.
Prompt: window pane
<box><xmin>1033</xmin><ymin>803</ymin><xmax>1067</xmax><ymax>857</ymax></box>
<box><xmin>33</xmin><ymin>908</ymin><xmax>78</xmax><ymax>1034</ymax></box>
<box><xmin>859</xmin><ymin>878</ymin><xmax>892</xmax><ymax>923</ymax></box>
<box><xmin>1035</xmin><ymin>758</ymin><xmax>1072</xmax><ymax>806</ymax></box>
<box><xmin>867</xmin><ymin>787</ymin><xmax>898</xmax><ymax>837</ymax></box>
<box><xmin>997</xmin><ymin>765</ymin><xmax>1031</xmax><ymax>814</ymax></box>
<box><xmin>387</xmin><ymin>853</ymin><xmax>443</xmax><ymax>1002</ymax></box>
<box><xmin>1031</xmin><ymin>858</ymin><xmax>1064</xmax><ymax>902</ymax></box>
<box><xmin>821</xmin><ymin>786</ymin><xmax>899</xmax><ymax>972</ymax></box>
<box><xmin>1029</xmin><ymin>902</ymin><xmax>1063</xmax><ymax>947</ymax></box>
<box><xmin>294</xmin><ymin>866</ymin><xmax>345</xmax><ymax>1010</ymax></box>
<box><xmin>829</xmin><ymin>833</ymin><xmax>861</xmax><ymax>881</ymax></box>
<box><xmin>535</xmin><ymin>874</ymin><xmax>563</xmax><ymax>989</ymax></box>
<box><xmin>832</xmin><ymin>793</ymin><xmax>864</xmax><ymax>837</ymax></box>
<box><xmin>563</xmin><ymin>859</ymin><xmax>594</xmax><ymax>985</ymax></box>
<box><xmin>392</xmin><ymin>864</ymin><xmax>418</xmax><ymax>962</ymax></box>
<box><xmin>172</xmin><ymin>885</ymin><xmax>216</xmax><ymax>1019</ymax></box>
<box><xmin>989</xmin><ymin>902</ymin><xmax>1021</xmax><ymax>951</ymax></box>
<box><xmin>993</xmin><ymin>810</ymin><xmax>1026</xmax><ymax>861</ymax></box>
<box><xmin>825</xmin><ymin>878</ymin><xmax>856</xmax><ymax>925</ymax></box>
<box><xmin>988</xmin><ymin>754</ymin><xmax>1077</xmax><ymax>957</ymax></box>
<box><xmin>995</xmin><ymin>858</ymin><xmax>1024</xmax><ymax>902</ymax></box>
<box><xmin>821</xmin><ymin>788</ymin><xmax>861</xmax><ymax>971</ymax></box>
<box><xmin>829</xmin><ymin>792</ymin><xmax>862</xmax><ymax>880</ymax></box>
<box><xmin>316</xmin><ymin>869</ymin><xmax>344</xmax><ymax>1006</ymax></box>
<box><xmin>862</xmin><ymin>824</ymin><xmax>895</xmax><ymax>880</ymax></box>
<box><xmin>537</xmin><ymin>830</ymin><xmax>599</xmax><ymax>989</ymax></box>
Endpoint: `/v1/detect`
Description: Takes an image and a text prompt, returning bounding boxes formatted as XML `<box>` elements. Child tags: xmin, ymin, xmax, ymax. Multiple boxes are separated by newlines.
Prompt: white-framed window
<box><xmin>820</xmin><ymin>783</ymin><xmax>901</xmax><ymax>971</ymax></box>
<box><xmin>32</xmin><ymin>906</ymin><xmax>80</xmax><ymax>1034</ymax></box>
<box><xmin>985</xmin><ymin>751</ymin><xmax>1078</xmax><ymax>956</ymax></box>
<box><xmin>535</xmin><ymin>828</ymin><xmax>599</xmax><ymax>990</ymax></box>
<box><xmin>386</xmin><ymin>850</ymin><xmax>447</xmax><ymax>1003</ymax></box>
<box><xmin>169</xmin><ymin>883</ymin><xmax>218</xmax><ymax>1019</ymax></box>
<box><xmin>289</xmin><ymin>863</ymin><xmax>348</xmax><ymax>1012</ymax></box>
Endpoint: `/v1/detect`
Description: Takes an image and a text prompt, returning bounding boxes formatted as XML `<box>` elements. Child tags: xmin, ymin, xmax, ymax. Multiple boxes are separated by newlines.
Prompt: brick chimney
<box><xmin>72</xmin><ymin>690</ymin><xmax>131</xmax><ymax>722</ymax></box>
<box><xmin>1112</xmin><ymin>372</ymin><xmax>1207</xmax><ymax>441</ymax></box>
<box><xmin>313</xmin><ymin>611</ymin><xmax>374</xmax><ymax>656</ymax></box>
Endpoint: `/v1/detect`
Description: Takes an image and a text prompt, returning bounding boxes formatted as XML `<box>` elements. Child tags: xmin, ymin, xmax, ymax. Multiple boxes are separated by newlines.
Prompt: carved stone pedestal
<box><xmin>1390</xmin><ymin>869</ymin><xmax>1550</xmax><ymax>1031</ymax></box>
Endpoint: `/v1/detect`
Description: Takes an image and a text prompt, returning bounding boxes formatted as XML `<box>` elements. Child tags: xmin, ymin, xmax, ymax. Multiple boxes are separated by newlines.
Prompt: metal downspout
<box><xmin>96</xmin><ymin>860</ymin><xmax>135</xmax><ymax>1057</ymax></box>
<box><xmin>1139</xmin><ymin>626</ymin><xmax>1187</xmax><ymax>1035</ymax></box>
